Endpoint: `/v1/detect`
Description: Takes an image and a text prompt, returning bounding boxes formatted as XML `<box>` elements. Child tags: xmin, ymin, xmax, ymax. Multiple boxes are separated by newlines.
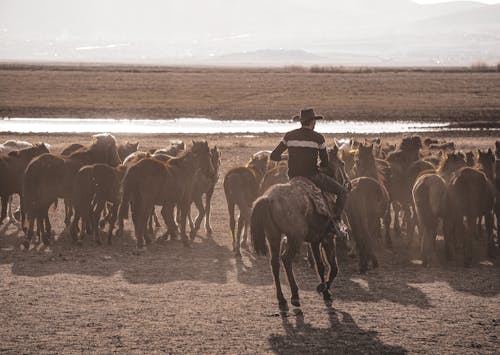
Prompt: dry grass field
<box><xmin>1</xmin><ymin>63</ymin><xmax>500</xmax><ymax>122</ymax></box>
<box><xmin>0</xmin><ymin>132</ymin><xmax>499</xmax><ymax>354</ymax></box>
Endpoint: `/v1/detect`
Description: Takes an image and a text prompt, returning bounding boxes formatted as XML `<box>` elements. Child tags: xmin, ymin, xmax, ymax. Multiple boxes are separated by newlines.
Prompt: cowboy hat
<box><xmin>293</xmin><ymin>107</ymin><xmax>324</xmax><ymax>122</ymax></box>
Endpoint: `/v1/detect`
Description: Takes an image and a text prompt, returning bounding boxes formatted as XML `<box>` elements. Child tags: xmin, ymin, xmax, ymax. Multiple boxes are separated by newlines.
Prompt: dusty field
<box><xmin>1</xmin><ymin>63</ymin><xmax>500</xmax><ymax>122</ymax></box>
<box><xmin>0</xmin><ymin>132</ymin><xmax>499</xmax><ymax>354</ymax></box>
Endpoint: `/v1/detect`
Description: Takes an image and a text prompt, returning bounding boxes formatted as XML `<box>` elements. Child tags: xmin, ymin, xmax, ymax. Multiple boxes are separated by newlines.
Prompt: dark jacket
<box><xmin>270</xmin><ymin>127</ymin><xmax>328</xmax><ymax>178</ymax></box>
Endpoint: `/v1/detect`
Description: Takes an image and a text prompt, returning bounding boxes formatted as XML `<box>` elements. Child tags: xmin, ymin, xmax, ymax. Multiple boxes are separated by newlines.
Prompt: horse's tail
<box><xmin>22</xmin><ymin>163</ymin><xmax>39</xmax><ymax>229</ymax></box>
<box><xmin>250</xmin><ymin>196</ymin><xmax>270</xmax><ymax>256</ymax></box>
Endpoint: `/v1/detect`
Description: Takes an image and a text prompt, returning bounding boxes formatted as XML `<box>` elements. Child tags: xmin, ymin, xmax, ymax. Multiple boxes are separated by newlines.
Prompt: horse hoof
<box><xmin>42</xmin><ymin>234</ymin><xmax>51</xmax><ymax>246</ymax></box>
<box><xmin>316</xmin><ymin>283</ymin><xmax>327</xmax><ymax>294</ymax></box>
<box><xmin>291</xmin><ymin>297</ymin><xmax>301</xmax><ymax>308</ymax></box>
<box><xmin>22</xmin><ymin>240</ymin><xmax>30</xmax><ymax>250</ymax></box>
<box><xmin>279</xmin><ymin>301</ymin><xmax>289</xmax><ymax>312</ymax></box>
<box><xmin>234</xmin><ymin>249</ymin><xmax>241</xmax><ymax>257</ymax></box>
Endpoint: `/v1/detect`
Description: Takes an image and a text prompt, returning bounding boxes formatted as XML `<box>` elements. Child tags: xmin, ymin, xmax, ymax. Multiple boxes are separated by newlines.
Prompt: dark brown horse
<box><xmin>344</xmin><ymin>176</ymin><xmax>390</xmax><ymax>273</ymax></box>
<box><xmin>0</xmin><ymin>144</ymin><xmax>50</xmax><ymax>224</ymax></box>
<box><xmin>70</xmin><ymin>163</ymin><xmax>126</xmax><ymax>245</ymax></box>
<box><xmin>447</xmin><ymin>167</ymin><xmax>494</xmax><ymax>265</ymax></box>
<box><xmin>118</xmin><ymin>141</ymin><xmax>139</xmax><ymax>162</ymax></box>
<box><xmin>22</xmin><ymin>134</ymin><xmax>121</xmax><ymax>247</ymax></box>
<box><xmin>188</xmin><ymin>146</ymin><xmax>221</xmax><ymax>237</ymax></box>
<box><xmin>250</xmin><ymin>148</ymin><xmax>349</xmax><ymax>311</ymax></box>
<box><xmin>412</xmin><ymin>173</ymin><xmax>448</xmax><ymax>266</ymax></box>
<box><xmin>353</xmin><ymin>143</ymin><xmax>392</xmax><ymax>246</ymax></box>
<box><xmin>224</xmin><ymin>152</ymin><xmax>268</xmax><ymax>255</ymax></box>
<box><xmin>118</xmin><ymin>141</ymin><xmax>214</xmax><ymax>248</ymax></box>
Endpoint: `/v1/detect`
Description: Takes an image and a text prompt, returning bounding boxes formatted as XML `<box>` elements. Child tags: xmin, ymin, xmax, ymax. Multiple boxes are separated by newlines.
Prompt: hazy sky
<box><xmin>1</xmin><ymin>0</ymin><xmax>499</xmax><ymax>65</ymax></box>
<box><xmin>414</xmin><ymin>0</ymin><xmax>500</xmax><ymax>2</ymax></box>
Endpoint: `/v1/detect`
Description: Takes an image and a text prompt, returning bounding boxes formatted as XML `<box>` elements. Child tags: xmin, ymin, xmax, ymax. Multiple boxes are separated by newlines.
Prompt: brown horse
<box><xmin>344</xmin><ymin>176</ymin><xmax>390</xmax><ymax>273</ymax></box>
<box><xmin>118</xmin><ymin>141</ymin><xmax>139</xmax><ymax>162</ymax></box>
<box><xmin>386</xmin><ymin>136</ymin><xmax>422</xmax><ymax>239</ymax></box>
<box><xmin>0</xmin><ymin>144</ymin><xmax>50</xmax><ymax>224</ymax></box>
<box><xmin>224</xmin><ymin>152</ymin><xmax>268</xmax><ymax>255</ymax></box>
<box><xmin>70</xmin><ymin>163</ymin><xmax>126</xmax><ymax>245</ymax></box>
<box><xmin>61</xmin><ymin>143</ymin><xmax>84</xmax><ymax>156</ymax></box>
<box><xmin>447</xmin><ymin>167</ymin><xmax>494</xmax><ymax>265</ymax></box>
<box><xmin>260</xmin><ymin>163</ymin><xmax>288</xmax><ymax>195</ymax></box>
<box><xmin>250</xmin><ymin>149</ymin><xmax>349</xmax><ymax>311</ymax></box>
<box><xmin>412</xmin><ymin>173</ymin><xmax>448</xmax><ymax>266</ymax></box>
<box><xmin>187</xmin><ymin>146</ymin><xmax>221</xmax><ymax>237</ymax></box>
<box><xmin>118</xmin><ymin>141</ymin><xmax>214</xmax><ymax>248</ymax></box>
<box><xmin>22</xmin><ymin>134</ymin><xmax>121</xmax><ymax>247</ymax></box>
<box><xmin>353</xmin><ymin>143</ymin><xmax>392</xmax><ymax>246</ymax></box>
<box><xmin>477</xmin><ymin>149</ymin><xmax>497</xmax><ymax>255</ymax></box>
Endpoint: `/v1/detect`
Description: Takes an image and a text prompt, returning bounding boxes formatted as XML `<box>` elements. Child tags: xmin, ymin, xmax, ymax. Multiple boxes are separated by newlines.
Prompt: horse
<box><xmin>70</xmin><ymin>163</ymin><xmax>127</xmax><ymax>245</ymax></box>
<box><xmin>447</xmin><ymin>167</ymin><xmax>494</xmax><ymax>265</ymax></box>
<box><xmin>344</xmin><ymin>176</ymin><xmax>390</xmax><ymax>273</ymax></box>
<box><xmin>260</xmin><ymin>163</ymin><xmax>288</xmax><ymax>195</ymax></box>
<box><xmin>437</xmin><ymin>152</ymin><xmax>467</xmax><ymax>184</ymax></box>
<box><xmin>22</xmin><ymin>134</ymin><xmax>121</xmax><ymax>247</ymax></box>
<box><xmin>386</xmin><ymin>136</ymin><xmax>422</xmax><ymax>239</ymax></box>
<box><xmin>61</xmin><ymin>143</ymin><xmax>84</xmax><ymax>156</ymax></box>
<box><xmin>187</xmin><ymin>146</ymin><xmax>221</xmax><ymax>237</ymax></box>
<box><xmin>118</xmin><ymin>141</ymin><xmax>139</xmax><ymax>162</ymax></box>
<box><xmin>250</xmin><ymin>146</ymin><xmax>349</xmax><ymax>311</ymax></box>
<box><xmin>118</xmin><ymin>141</ymin><xmax>214</xmax><ymax>249</ymax></box>
<box><xmin>353</xmin><ymin>143</ymin><xmax>392</xmax><ymax>246</ymax></box>
<box><xmin>412</xmin><ymin>173</ymin><xmax>448</xmax><ymax>266</ymax></box>
<box><xmin>224</xmin><ymin>151</ymin><xmax>269</xmax><ymax>255</ymax></box>
<box><xmin>0</xmin><ymin>140</ymin><xmax>33</xmax><ymax>153</ymax></box>
<box><xmin>0</xmin><ymin>144</ymin><xmax>50</xmax><ymax>224</ymax></box>
<box><xmin>477</xmin><ymin>149</ymin><xmax>497</xmax><ymax>255</ymax></box>
<box><xmin>465</xmin><ymin>151</ymin><xmax>475</xmax><ymax>167</ymax></box>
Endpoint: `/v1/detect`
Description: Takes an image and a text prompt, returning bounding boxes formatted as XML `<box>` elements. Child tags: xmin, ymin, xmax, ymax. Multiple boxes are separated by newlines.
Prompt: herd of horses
<box><xmin>1</xmin><ymin>134</ymin><xmax>499</xmax><ymax>310</ymax></box>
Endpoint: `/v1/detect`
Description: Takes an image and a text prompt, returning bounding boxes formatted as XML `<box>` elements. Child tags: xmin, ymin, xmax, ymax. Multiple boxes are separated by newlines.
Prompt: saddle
<box><xmin>289</xmin><ymin>176</ymin><xmax>337</xmax><ymax>218</ymax></box>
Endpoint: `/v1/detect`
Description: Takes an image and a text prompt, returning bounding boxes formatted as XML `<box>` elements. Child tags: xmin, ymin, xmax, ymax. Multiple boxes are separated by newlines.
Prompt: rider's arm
<box><xmin>270</xmin><ymin>138</ymin><xmax>288</xmax><ymax>161</ymax></box>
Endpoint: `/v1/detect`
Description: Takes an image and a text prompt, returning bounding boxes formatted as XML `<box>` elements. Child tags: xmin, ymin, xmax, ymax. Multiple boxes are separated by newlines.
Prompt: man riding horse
<box><xmin>270</xmin><ymin>107</ymin><xmax>348</xmax><ymax>237</ymax></box>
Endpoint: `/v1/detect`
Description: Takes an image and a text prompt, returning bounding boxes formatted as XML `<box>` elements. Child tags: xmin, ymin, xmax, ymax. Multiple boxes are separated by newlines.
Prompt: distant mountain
<box><xmin>212</xmin><ymin>49</ymin><xmax>323</xmax><ymax>65</ymax></box>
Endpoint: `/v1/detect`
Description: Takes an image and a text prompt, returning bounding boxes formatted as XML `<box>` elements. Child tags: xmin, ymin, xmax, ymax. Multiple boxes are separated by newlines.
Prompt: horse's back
<box><xmin>449</xmin><ymin>167</ymin><xmax>494</xmax><ymax>215</ymax></box>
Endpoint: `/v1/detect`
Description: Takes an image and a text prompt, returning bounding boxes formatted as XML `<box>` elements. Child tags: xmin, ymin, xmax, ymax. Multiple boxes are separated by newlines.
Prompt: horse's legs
<box><xmin>393</xmin><ymin>202</ymin><xmax>401</xmax><ymax>238</ymax></box>
<box><xmin>69</xmin><ymin>210</ymin><xmax>80</xmax><ymax>244</ymax></box>
<box><xmin>106</xmin><ymin>204</ymin><xmax>118</xmax><ymax>245</ymax></box>
<box><xmin>205</xmin><ymin>188</ymin><xmax>214</xmax><ymax>235</ymax></box>
<box><xmin>322</xmin><ymin>237</ymin><xmax>338</xmax><ymax>300</ymax></box>
<box><xmin>23</xmin><ymin>212</ymin><xmax>36</xmax><ymax>249</ymax></box>
<box><xmin>281</xmin><ymin>237</ymin><xmax>300</xmax><ymax>307</ymax></box>
<box><xmin>160</xmin><ymin>204</ymin><xmax>177</xmax><ymax>240</ymax></box>
<box><xmin>193</xmin><ymin>195</ymin><xmax>205</xmax><ymax>235</ymax></box>
<box><xmin>178</xmin><ymin>201</ymin><xmax>191</xmax><ymax>245</ymax></box>
<box><xmin>269</xmin><ymin>237</ymin><xmax>287</xmax><ymax>311</ymax></box>
<box><xmin>0</xmin><ymin>194</ymin><xmax>7</xmax><ymax>223</ymax></box>
<box><xmin>131</xmin><ymin>201</ymin><xmax>146</xmax><ymax>249</ymax></box>
<box><xmin>64</xmin><ymin>198</ymin><xmax>73</xmax><ymax>227</ymax></box>
<box><xmin>311</xmin><ymin>241</ymin><xmax>328</xmax><ymax>298</ymax></box>
<box><xmin>484</xmin><ymin>211</ymin><xmax>494</xmax><ymax>258</ymax></box>
<box><xmin>235</xmin><ymin>208</ymin><xmax>247</xmax><ymax>254</ymax></box>
<box><xmin>153</xmin><ymin>210</ymin><xmax>161</xmax><ymax>228</ymax></box>
<box><xmin>93</xmin><ymin>199</ymin><xmax>106</xmax><ymax>245</ymax></box>
<box><xmin>227</xmin><ymin>201</ymin><xmax>237</xmax><ymax>253</ymax></box>
<box><xmin>464</xmin><ymin>215</ymin><xmax>474</xmax><ymax>267</ymax></box>
<box><xmin>383</xmin><ymin>209</ymin><xmax>392</xmax><ymax>248</ymax></box>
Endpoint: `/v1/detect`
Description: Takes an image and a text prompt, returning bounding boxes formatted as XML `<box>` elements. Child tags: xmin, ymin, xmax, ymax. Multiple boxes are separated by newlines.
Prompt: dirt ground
<box><xmin>1</xmin><ymin>63</ymin><xmax>500</xmax><ymax>122</ymax></box>
<box><xmin>0</xmin><ymin>132</ymin><xmax>499</xmax><ymax>354</ymax></box>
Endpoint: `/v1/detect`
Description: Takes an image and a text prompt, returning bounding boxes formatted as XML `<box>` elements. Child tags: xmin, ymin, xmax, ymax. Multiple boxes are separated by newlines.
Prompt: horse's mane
<box><xmin>7</xmin><ymin>144</ymin><xmax>45</xmax><ymax>159</ymax></box>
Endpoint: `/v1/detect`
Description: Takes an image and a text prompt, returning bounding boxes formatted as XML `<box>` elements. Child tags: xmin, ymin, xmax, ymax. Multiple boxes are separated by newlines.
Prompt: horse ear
<box><xmin>488</xmin><ymin>148</ymin><xmax>493</xmax><ymax>155</ymax></box>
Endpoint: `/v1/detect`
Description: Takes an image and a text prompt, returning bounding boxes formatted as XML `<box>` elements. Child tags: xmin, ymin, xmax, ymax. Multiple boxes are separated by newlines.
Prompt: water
<box><xmin>0</xmin><ymin>117</ymin><xmax>490</xmax><ymax>135</ymax></box>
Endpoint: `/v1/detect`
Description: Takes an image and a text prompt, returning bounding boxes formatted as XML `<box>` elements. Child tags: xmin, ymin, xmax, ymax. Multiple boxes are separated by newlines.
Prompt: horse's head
<box><xmin>210</xmin><ymin>146</ymin><xmax>221</xmax><ymax>182</ymax></box>
<box><xmin>327</xmin><ymin>145</ymin><xmax>351</xmax><ymax>190</ymax></box>
<box><xmin>438</xmin><ymin>152</ymin><xmax>467</xmax><ymax>182</ymax></box>
<box><xmin>191</xmin><ymin>140</ymin><xmax>215</xmax><ymax>179</ymax></box>
<box><xmin>465</xmin><ymin>151</ymin><xmax>475</xmax><ymax>167</ymax></box>
<box><xmin>248</xmin><ymin>152</ymin><xmax>269</xmax><ymax>176</ymax></box>
<box><xmin>478</xmin><ymin>148</ymin><xmax>495</xmax><ymax>177</ymax></box>
<box><xmin>92</xmin><ymin>133</ymin><xmax>121</xmax><ymax>167</ymax></box>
